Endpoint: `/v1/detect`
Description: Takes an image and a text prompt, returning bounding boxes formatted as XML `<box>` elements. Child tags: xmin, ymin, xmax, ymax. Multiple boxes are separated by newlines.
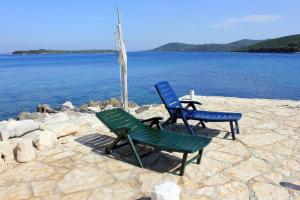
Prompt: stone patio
<box><xmin>0</xmin><ymin>96</ymin><xmax>299</xmax><ymax>200</ymax></box>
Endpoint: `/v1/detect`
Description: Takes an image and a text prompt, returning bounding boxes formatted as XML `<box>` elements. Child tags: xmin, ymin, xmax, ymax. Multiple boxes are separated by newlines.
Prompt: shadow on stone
<box><xmin>75</xmin><ymin>133</ymin><xmax>193</xmax><ymax>175</ymax></box>
<box><xmin>163</xmin><ymin>123</ymin><xmax>226</xmax><ymax>139</ymax></box>
<box><xmin>279</xmin><ymin>182</ymin><xmax>300</xmax><ymax>191</ymax></box>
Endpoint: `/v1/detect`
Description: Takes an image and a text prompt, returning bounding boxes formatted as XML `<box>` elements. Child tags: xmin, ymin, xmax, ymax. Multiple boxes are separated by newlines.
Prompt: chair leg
<box><xmin>234</xmin><ymin>121</ymin><xmax>240</xmax><ymax>134</ymax></box>
<box><xmin>180</xmin><ymin>153</ymin><xmax>188</xmax><ymax>176</ymax></box>
<box><xmin>163</xmin><ymin>117</ymin><xmax>172</xmax><ymax>126</ymax></box>
<box><xmin>127</xmin><ymin>135</ymin><xmax>144</xmax><ymax>168</ymax></box>
<box><xmin>200</xmin><ymin>121</ymin><xmax>206</xmax><ymax>128</ymax></box>
<box><xmin>230</xmin><ymin>121</ymin><xmax>235</xmax><ymax>140</ymax></box>
<box><xmin>197</xmin><ymin>149</ymin><xmax>203</xmax><ymax>164</ymax></box>
<box><xmin>182</xmin><ymin>117</ymin><xmax>196</xmax><ymax>136</ymax></box>
<box><xmin>105</xmin><ymin>134</ymin><xmax>123</xmax><ymax>154</ymax></box>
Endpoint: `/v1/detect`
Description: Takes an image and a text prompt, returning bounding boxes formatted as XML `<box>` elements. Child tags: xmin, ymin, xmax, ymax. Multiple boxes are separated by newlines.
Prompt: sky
<box><xmin>1</xmin><ymin>0</ymin><xmax>300</xmax><ymax>52</ymax></box>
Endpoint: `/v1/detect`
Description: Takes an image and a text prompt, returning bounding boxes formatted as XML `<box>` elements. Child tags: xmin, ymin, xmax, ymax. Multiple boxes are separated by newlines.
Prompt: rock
<box><xmin>16</xmin><ymin>139</ymin><xmax>36</xmax><ymax>163</ymax></box>
<box><xmin>22</xmin><ymin>130</ymin><xmax>57</xmax><ymax>150</ymax></box>
<box><xmin>128</xmin><ymin>101</ymin><xmax>138</xmax><ymax>108</ymax></box>
<box><xmin>46</xmin><ymin>121</ymin><xmax>80</xmax><ymax>138</ymax></box>
<box><xmin>43</xmin><ymin>112</ymin><xmax>83</xmax><ymax>138</ymax></box>
<box><xmin>104</xmin><ymin>105</ymin><xmax>114</xmax><ymax>110</ymax></box>
<box><xmin>0</xmin><ymin>119</ymin><xmax>42</xmax><ymax>141</ymax></box>
<box><xmin>78</xmin><ymin>98</ymin><xmax>138</xmax><ymax>113</ymax></box>
<box><xmin>78</xmin><ymin>100</ymin><xmax>103</xmax><ymax>112</ymax></box>
<box><xmin>86</xmin><ymin>107</ymin><xmax>101</xmax><ymax>113</ymax></box>
<box><xmin>0</xmin><ymin>141</ymin><xmax>14</xmax><ymax>163</ymax></box>
<box><xmin>16</xmin><ymin>112</ymin><xmax>47</xmax><ymax>121</ymax></box>
<box><xmin>43</xmin><ymin>112</ymin><xmax>69</xmax><ymax>124</ymax></box>
<box><xmin>37</xmin><ymin>104</ymin><xmax>56</xmax><ymax>113</ymax></box>
<box><xmin>151</xmin><ymin>182</ymin><xmax>181</xmax><ymax>200</ymax></box>
<box><xmin>60</xmin><ymin>101</ymin><xmax>75</xmax><ymax>111</ymax></box>
<box><xmin>104</xmin><ymin>98</ymin><xmax>122</xmax><ymax>107</ymax></box>
<box><xmin>135</xmin><ymin>105</ymin><xmax>151</xmax><ymax>113</ymax></box>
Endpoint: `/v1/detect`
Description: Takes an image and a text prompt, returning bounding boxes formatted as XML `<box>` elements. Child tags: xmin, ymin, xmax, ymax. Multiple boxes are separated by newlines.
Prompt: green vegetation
<box><xmin>236</xmin><ymin>34</ymin><xmax>300</xmax><ymax>53</ymax></box>
<box><xmin>12</xmin><ymin>49</ymin><xmax>117</xmax><ymax>54</ymax></box>
<box><xmin>152</xmin><ymin>39</ymin><xmax>261</xmax><ymax>52</ymax></box>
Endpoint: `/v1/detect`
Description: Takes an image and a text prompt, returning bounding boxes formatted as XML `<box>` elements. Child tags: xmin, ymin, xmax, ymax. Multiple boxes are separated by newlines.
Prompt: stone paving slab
<box><xmin>0</xmin><ymin>96</ymin><xmax>300</xmax><ymax>200</ymax></box>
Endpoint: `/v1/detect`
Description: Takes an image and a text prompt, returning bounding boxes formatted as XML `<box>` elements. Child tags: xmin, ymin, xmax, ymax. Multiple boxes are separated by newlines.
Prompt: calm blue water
<box><xmin>0</xmin><ymin>52</ymin><xmax>300</xmax><ymax>120</ymax></box>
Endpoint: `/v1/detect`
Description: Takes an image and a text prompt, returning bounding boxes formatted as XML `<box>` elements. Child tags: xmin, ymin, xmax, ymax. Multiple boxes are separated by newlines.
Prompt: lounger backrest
<box><xmin>96</xmin><ymin>108</ymin><xmax>147</xmax><ymax>134</ymax></box>
<box><xmin>155</xmin><ymin>81</ymin><xmax>183</xmax><ymax>114</ymax></box>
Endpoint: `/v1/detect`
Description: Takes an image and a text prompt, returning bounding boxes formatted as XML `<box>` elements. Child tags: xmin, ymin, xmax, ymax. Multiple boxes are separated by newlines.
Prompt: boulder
<box><xmin>15</xmin><ymin>139</ymin><xmax>36</xmax><ymax>163</ymax></box>
<box><xmin>0</xmin><ymin>119</ymin><xmax>42</xmax><ymax>141</ymax></box>
<box><xmin>135</xmin><ymin>105</ymin><xmax>152</xmax><ymax>114</ymax></box>
<box><xmin>151</xmin><ymin>182</ymin><xmax>181</xmax><ymax>200</ymax></box>
<box><xmin>128</xmin><ymin>101</ymin><xmax>138</xmax><ymax>108</ymax></box>
<box><xmin>86</xmin><ymin>107</ymin><xmax>101</xmax><ymax>113</ymax></box>
<box><xmin>43</xmin><ymin>112</ymin><xmax>69</xmax><ymax>124</ymax></box>
<box><xmin>22</xmin><ymin>130</ymin><xmax>57</xmax><ymax>150</ymax></box>
<box><xmin>78</xmin><ymin>100</ymin><xmax>102</xmax><ymax>112</ymax></box>
<box><xmin>103</xmin><ymin>98</ymin><xmax>122</xmax><ymax>108</ymax></box>
<box><xmin>43</xmin><ymin>112</ymin><xmax>83</xmax><ymax>138</ymax></box>
<box><xmin>46</xmin><ymin>121</ymin><xmax>80</xmax><ymax>138</ymax></box>
<box><xmin>17</xmin><ymin>112</ymin><xmax>47</xmax><ymax>121</ymax></box>
<box><xmin>60</xmin><ymin>101</ymin><xmax>75</xmax><ymax>111</ymax></box>
<box><xmin>37</xmin><ymin>104</ymin><xmax>56</xmax><ymax>113</ymax></box>
<box><xmin>0</xmin><ymin>141</ymin><xmax>14</xmax><ymax>163</ymax></box>
<box><xmin>104</xmin><ymin>105</ymin><xmax>114</xmax><ymax>110</ymax></box>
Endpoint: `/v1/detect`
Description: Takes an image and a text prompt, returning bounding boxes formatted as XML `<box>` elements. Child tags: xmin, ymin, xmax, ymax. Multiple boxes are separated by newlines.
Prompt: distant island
<box><xmin>235</xmin><ymin>34</ymin><xmax>300</xmax><ymax>53</ymax></box>
<box><xmin>152</xmin><ymin>34</ymin><xmax>300</xmax><ymax>53</ymax></box>
<box><xmin>12</xmin><ymin>49</ymin><xmax>117</xmax><ymax>55</ymax></box>
<box><xmin>152</xmin><ymin>39</ymin><xmax>262</xmax><ymax>52</ymax></box>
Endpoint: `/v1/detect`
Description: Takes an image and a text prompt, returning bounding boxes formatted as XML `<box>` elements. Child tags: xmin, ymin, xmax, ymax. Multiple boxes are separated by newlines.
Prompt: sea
<box><xmin>0</xmin><ymin>52</ymin><xmax>300</xmax><ymax>120</ymax></box>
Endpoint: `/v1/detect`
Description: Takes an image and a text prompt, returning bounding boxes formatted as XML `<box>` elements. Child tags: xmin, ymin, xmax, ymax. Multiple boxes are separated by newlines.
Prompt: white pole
<box><xmin>116</xmin><ymin>6</ymin><xmax>128</xmax><ymax>111</ymax></box>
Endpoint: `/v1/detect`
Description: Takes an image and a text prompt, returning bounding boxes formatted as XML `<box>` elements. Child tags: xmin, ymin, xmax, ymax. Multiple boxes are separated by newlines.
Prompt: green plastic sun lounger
<box><xmin>96</xmin><ymin>108</ymin><xmax>211</xmax><ymax>176</ymax></box>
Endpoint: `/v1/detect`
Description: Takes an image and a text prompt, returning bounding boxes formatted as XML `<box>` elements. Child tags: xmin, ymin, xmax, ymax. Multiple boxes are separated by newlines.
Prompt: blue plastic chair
<box><xmin>155</xmin><ymin>81</ymin><xmax>242</xmax><ymax>140</ymax></box>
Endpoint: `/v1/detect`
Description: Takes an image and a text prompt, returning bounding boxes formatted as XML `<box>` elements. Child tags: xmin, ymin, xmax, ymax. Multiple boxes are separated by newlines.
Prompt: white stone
<box><xmin>0</xmin><ymin>141</ymin><xmax>14</xmax><ymax>162</ymax></box>
<box><xmin>16</xmin><ymin>139</ymin><xmax>36</xmax><ymax>163</ymax></box>
<box><xmin>46</xmin><ymin>121</ymin><xmax>80</xmax><ymax>138</ymax></box>
<box><xmin>86</xmin><ymin>106</ymin><xmax>101</xmax><ymax>113</ymax></box>
<box><xmin>43</xmin><ymin>112</ymin><xmax>69</xmax><ymax>124</ymax></box>
<box><xmin>62</xmin><ymin>101</ymin><xmax>75</xmax><ymax>110</ymax></box>
<box><xmin>23</xmin><ymin>130</ymin><xmax>57</xmax><ymax>150</ymax></box>
<box><xmin>151</xmin><ymin>182</ymin><xmax>180</xmax><ymax>200</ymax></box>
<box><xmin>104</xmin><ymin>105</ymin><xmax>114</xmax><ymax>110</ymax></box>
<box><xmin>0</xmin><ymin>119</ymin><xmax>42</xmax><ymax>141</ymax></box>
<box><xmin>43</xmin><ymin>113</ymin><xmax>81</xmax><ymax>138</ymax></box>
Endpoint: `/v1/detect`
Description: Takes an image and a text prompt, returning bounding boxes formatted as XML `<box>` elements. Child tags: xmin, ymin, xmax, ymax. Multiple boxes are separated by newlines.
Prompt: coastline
<box><xmin>0</xmin><ymin>95</ymin><xmax>300</xmax><ymax>199</ymax></box>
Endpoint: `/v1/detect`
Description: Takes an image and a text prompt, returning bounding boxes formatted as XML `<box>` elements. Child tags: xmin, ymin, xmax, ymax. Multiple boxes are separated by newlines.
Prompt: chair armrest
<box><xmin>140</xmin><ymin>117</ymin><xmax>164</xmax><ymax>123</ymax></box>
<box><xmin>166</xmin><ymin>106</ymin><xmax>190</xmax><ymax>115</ymax></box>
<box><xmin>180</xmin><ymin>100</ymin><xmax>202</xmax><ymax>110</ymax></box>
<box><xmin>140</xmin><ymin>117</ymin><xmax>164</xmax><ymax>130</ymax></box>
<box><xmin>167</xmin><ymin>106</ymin><xmax>188</xmax><ymax>111</ymax></box>
<box><xmin>180</xmin><ymin>100</ymin><xmax>202</xmax><ymax>105</ymax></box>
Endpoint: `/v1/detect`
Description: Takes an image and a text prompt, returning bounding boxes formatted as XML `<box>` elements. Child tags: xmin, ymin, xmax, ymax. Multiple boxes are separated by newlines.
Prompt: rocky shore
<box><xmin>0</xmin><ymin>96</ymin><xmax>299</xmax><ymax>199</ymax></box>
<box><xmin>0</xmin><ymin>98</ymin><xmax>141</xmax><ymax>165</ymax></box>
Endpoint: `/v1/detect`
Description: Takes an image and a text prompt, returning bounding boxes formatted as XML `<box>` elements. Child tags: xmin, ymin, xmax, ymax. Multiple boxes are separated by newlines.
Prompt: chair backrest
<box><xmin>155</xmin><ymin>81</ymin><xmax>183</xmax><ymax>115</ymax></box>
<box><xmin>96</xmin><ymin>108</ymin><xmax>147</xmax><ymax>134</ymax></box>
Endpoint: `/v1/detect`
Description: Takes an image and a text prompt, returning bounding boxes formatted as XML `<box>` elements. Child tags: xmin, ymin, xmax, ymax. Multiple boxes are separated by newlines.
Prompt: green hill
<box><xmin>237</xmin><ymin>34</ymin><xmax>300</xmax><ymax>53</ymax></box>
<box><xmin>152</xmin><ymin>39</ymin><xmax>261</xmax><ymax>52</ymax></box>
<box><xmin>12</xmin><ymin>49</ymin><xmax>117</xmax><ymax>55</ymax></box>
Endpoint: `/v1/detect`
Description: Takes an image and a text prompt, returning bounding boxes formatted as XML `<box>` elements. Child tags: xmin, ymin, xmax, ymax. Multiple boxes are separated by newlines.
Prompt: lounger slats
<box><xmin>155</xmin><ymin>81</ymin><xmax>242</xmax><ymax>139</ymax></box>
<box><xmin>96</xmin><ymin>108</ymin><xmax>211</xmax><ymax>153</ymax></box>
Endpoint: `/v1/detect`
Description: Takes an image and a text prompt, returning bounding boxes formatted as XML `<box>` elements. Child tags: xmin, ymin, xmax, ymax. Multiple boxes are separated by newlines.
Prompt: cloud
<box><xmin>211</xmin><ymin>14</ymin><xmax>284</xmax><ymax>28</ymax></box>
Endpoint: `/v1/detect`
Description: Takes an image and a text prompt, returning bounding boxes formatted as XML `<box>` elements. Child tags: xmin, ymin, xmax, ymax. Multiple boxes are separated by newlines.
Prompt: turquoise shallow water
<box><xmin>0</xmin><ymin>52</ymin><xmax>300</xmax><ymax>120</ymax></box>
